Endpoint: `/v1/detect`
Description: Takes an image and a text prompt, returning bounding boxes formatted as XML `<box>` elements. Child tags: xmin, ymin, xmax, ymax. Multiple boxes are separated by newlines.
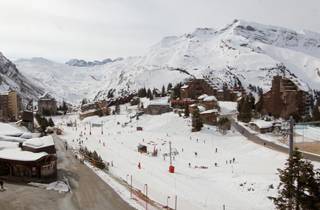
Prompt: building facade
<box><xmin>0</xmin><ymin>136</ymin><xmax>57</xmax><ymax>181</ymax></box>
<box><xmin>180</xmin><ymin>79</ymin><xmax>216</xmax><ymax>100</ymax></box>
<box><xmin>180</xmin><ymin>79</ymin><xmax>240</xmax><ymax>102</ymax></box>
<box><xmin>0</xmin><ymin>90</ymin><xmax>22</xmax><ymax>122</ymax></box>
<box><xmin>38</xmin><ymin>93</ymin><xmax>57</xmax><ymax>115</ymax></box>
<box><xmin>144</xmin><ymin>104</ymin><xmax>172</xmax><ymax>115</ymax></box>
<box><xmin>262</xmin><ymin>76</ymin><xmax>311</xmax><ymax>120</ymax></box>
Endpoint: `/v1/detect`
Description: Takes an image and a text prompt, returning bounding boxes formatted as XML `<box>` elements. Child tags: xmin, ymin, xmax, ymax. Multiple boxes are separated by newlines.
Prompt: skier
<box><xmin>215</xmin><ymin>148</ymin><xmax>218</xmax><ymax>153</ymax></box>
<box><xmin>138</xmin><ymin>162</ymin><xmax>141</xmax><ymax>169</ymax></box>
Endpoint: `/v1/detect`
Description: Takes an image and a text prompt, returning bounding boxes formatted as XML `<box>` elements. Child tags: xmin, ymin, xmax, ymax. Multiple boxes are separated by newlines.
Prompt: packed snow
<box><xmin>53</xmin><ymin>103</ymin><xmax>314</xmax><ymax>210</ymax></box>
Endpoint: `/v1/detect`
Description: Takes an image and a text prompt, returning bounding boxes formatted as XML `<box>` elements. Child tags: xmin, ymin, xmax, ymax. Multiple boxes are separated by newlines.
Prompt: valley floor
<box><xmin>53</xmin><ymin>104</ymin><xmax>316</xmax><ymax>210</ymax></box>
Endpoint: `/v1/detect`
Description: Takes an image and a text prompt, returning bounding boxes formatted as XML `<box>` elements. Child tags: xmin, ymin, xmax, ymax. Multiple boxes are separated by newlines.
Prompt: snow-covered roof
<box><xmin>181</xmin><ymin>85</ymin><xmax>189</xmax><ymax>89</ymax></box>
<box><xmin>250</xmin><ymin>120</ymin><xmax>273</xmax><ymax>129</ymax></box>
<box><xmin>218</xmin><ymin>101</ymin><xmax>238</xmax><ymax>115</ymax></box>
<box><xmin>0</xmin><ymin>91</ymin><xmax>9</xmax><ymax>96</ymax></box>
<box><xmin>0</xmin><ymin>148</ymin><xmax>48</xmax><ymax>161</ymax></box>
<box><xmin>149</xmin><ymin>98</ymin><xmax>170</xmax><ymax>106</ymax></box>
<box><xmin>203</xmin><ymin>96</ymin><xmax>217</xmax><ymax>102</ymax></box>
<box><xmin>198</xmin><ymin>105</ymin><xmax>206</xmax><ymax>112</ymax></box>
<box><xmin>200</xmin><ymin>109</ymin><xmax>218</xmax><ymax>114</ymax></box>
<box><xmin>22</xmin><ymin>136</ymin><xmax>54</xmax><ymax>149</ymax></box>
<box><xmin>0</xmin><ymin>141</ymin><xmax>19</xmax><ymax>150</ymax></box>
<box><xmin>0</xmin><ymin>135</ymin><xmax>27</xmax><ymax>143</ymax></box>
<box><xmin>198</xmin><ymin>94</ymin><xmax>208</xmax><ymax>100</ymax></box>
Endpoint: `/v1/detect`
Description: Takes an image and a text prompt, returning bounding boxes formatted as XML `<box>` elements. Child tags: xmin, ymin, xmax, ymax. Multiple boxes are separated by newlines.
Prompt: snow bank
<box><xmin>29</xmin><ymin>181</ymin><xmax>70</xmax><ymax>193</ymax></box>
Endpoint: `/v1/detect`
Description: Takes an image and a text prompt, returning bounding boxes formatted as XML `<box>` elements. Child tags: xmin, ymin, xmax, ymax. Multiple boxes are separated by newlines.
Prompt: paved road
<box><xmin>0</xmin><ymin>135</ymin><xmax>136</xmax><ymax>210</ymax></box>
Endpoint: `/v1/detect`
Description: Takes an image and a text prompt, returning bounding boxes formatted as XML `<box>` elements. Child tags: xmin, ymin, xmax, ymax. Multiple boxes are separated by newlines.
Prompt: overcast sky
<box><xmin>0</xmin><ymin>0</ymin><xmax>319</xmax><ymax>62</ymax></box>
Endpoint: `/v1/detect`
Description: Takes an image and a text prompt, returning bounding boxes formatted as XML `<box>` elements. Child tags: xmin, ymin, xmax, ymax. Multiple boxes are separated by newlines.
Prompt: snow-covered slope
<box><xmin>15</xmin><ymin>20</ymin><xmax>320</xmax><ymax>104</ymax></box>
<box><xmin>0</xmin><ymin>52</ymin><xmax>43</xmax><ymax>103</ymax></box>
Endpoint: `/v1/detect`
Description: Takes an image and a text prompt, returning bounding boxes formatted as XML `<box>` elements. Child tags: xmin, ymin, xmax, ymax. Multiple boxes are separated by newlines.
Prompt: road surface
<box><xmin>0</xmin><ymin>135</ymin><xmax>136</xmax><ymax>210</ymax></box>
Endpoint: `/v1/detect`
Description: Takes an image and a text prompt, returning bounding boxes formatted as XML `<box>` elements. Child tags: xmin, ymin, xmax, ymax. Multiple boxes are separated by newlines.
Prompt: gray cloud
<box><xmin>0</xmin><ymin>0</ymin><xmax>319</xmax><ymax>62</ymax></box>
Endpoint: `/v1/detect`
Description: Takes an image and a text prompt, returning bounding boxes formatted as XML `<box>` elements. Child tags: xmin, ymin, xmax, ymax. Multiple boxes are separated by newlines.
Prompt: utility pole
<box><xmin>130</xmin><ymin>175</ymin><xmax>133</xmax><ymax>199</ymax></box>
<box><xmin>289</xmin><ymin>116</ymin><xmax>294</xmax><ymax>159</ymax></box>
<box><xmin>144</xmin><ymin>184</ymin><xmax>148</xmax><ymax>210</ymax></box>
<box><xmin>169</xmin><ymin>141</ymin><xmax>172</xmax><ymax>165</ymax></box>
<box><xmin>288</xmin><ymin>115</ymin><xmax>294</xmax><ymax>210</ymax></box>
<box><xmin>174</xmin><ymin>195</ymin><xmax>177</xmax><ymax>210</ymax></box>
<box><xmin>101</xmin><ymin>121</ymin><xmax>103</xmax><ymax>135</ymax></box>
<box><xmin>31</xmin><ymin>99</ymin><xmax>34</xmax><ymax>133</ymax></box>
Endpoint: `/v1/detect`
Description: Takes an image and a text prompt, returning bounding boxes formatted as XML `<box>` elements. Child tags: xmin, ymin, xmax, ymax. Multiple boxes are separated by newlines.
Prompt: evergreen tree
<box><xmin>48</xmin><ymin>118</ymin><xmax>55</xmax><ymax>127</ymax></box>
<box><xmin>167</xmin><ymin>83</ymin><xmax>173</xmax><ymax>92</ymax></box>
<box><xmin>35</xmin><ymin>113</ymin><xmax>49</xmax><ymax>133</ymax></box>
<box><xmin>255</xmin><ymin>88</ymin><xmax>264</xmax><ymax>113</ymax></box>
<box><xmin>115</xmin><ymin>103</ymin><xmax>120</xmax><ymax>114</ymax></box>
<box><xmin>184</xmin><ymin>105</ymin><xmax>190</xmax><ymax>117</ymax></box>
<box><xmin>222</xmin><ymin>83</ymin><xmax>229</xmax><ymax>100</ymax></box>
<box><xmin>237</xmin><ymin>96</ymin><xmax>252</xmax><ymax>123</ymax></box>
<box><xmin>312</xmin><ymin>99</ymin><xmax>320</xmax><ymax>122</ymax></box>
<box><xmin>152</xmin><ymin>88</ymin><xmax>157</xmax><ymax>97</ymax></box>
<box><xmin>161</xmin><ymin>85</ymin><xmax>166</xmax><ymax>97</ymax></box>
<box><xmin>62</xmin><ymin>101</ymin><xmax>68</xmax><ymax>114</ymax></box>
<box><xmin>271</xmin><ymin>149</ymin><xmax>320</xmax><ymax>210</ymax></box>
<box><xmin>191</xmin><ymin>108</ymin><xmax>203</xmax><ymax>131</ymax></box>
<box><xmin>138</xmin><ymin>87</ymin><xmax>147</xmax><ymax>98</ymax></box>
<box><xmin>172</xmin><ymin>83</ymin><xmax>182</xmax><ymax>99</ymax></box>
<box><xmin>217</xmin><ymin>117</ymin><xmax>231</xmax><ymax>134</ymax></box>
<box><xmin>81</xmin><ymin>98</ymin><xmax>89</xmax><ymax>105</ymax></box>
<box><xmin>147</xmin><ymin>88</ymin><xmax>152</xmax><ymax>99</ymax></box>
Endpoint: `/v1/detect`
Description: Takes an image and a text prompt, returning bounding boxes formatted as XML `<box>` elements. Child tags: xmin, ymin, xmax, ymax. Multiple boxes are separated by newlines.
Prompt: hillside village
<box><xmin>0</xmin><ymin>9</ymin><xmax>320</xmax><ymax>210</ymax></box>
<box><xmin>1</xmin><ymin>71</ymin><xmax>320</xmax><ymax>209</ymax></box>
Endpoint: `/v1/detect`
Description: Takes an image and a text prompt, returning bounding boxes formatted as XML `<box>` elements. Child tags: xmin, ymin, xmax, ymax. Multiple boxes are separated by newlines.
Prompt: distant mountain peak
<box><xmin>14</xmin><ymin>20</ymin><xmax>320</xmax><ymax>104</ymax></box>
<box><xmin>65</xmin><ymin>58</ymin><xmax>123</xmax><ymax>67</ymax></box>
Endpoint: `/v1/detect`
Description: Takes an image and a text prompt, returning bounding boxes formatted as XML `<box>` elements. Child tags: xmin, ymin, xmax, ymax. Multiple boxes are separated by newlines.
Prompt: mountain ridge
<box><xmin>0</xmin><ymin>52</ymin><xmax>44</xmax><ymax>104</ymax></box>
<box><xmin>14</xmin><ymin>19</ymin><xmax>320</xmax><ymax>104</ymax></box>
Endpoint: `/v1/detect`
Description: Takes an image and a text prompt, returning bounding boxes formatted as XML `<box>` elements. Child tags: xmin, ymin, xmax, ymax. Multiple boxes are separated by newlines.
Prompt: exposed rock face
<box><xmin>0</xmin><ymin>53</ymin><xmax>43</xmax><ymax>104</ymax></box>
<box><xmin>65</xmin><ymin>58</ymin><xmax>123</xmax><ymax>67</ymax></box>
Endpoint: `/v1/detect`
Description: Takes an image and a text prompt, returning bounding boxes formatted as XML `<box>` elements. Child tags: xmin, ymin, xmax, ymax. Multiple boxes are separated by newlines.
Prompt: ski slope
<box><xmin>53</xmin><ymin>103</ymin><xmax>319</xmax><ymax>210</ymax></box>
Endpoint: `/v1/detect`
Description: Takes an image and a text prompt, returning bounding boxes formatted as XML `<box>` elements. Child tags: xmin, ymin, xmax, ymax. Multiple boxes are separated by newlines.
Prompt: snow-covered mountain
<box><xmin>15</xmin><ymin>19</ymin><xmax>320</xmax><ymax>104</ymax></box>
<box><xmin>65</xmin><ymin>58</ymin><xmax>123</xmax><ymax>67</ymax></box>
<box><xmin>0</xmin><ymin>53</ymin><xmax>43</xmax><ymax>103</ymax></box>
